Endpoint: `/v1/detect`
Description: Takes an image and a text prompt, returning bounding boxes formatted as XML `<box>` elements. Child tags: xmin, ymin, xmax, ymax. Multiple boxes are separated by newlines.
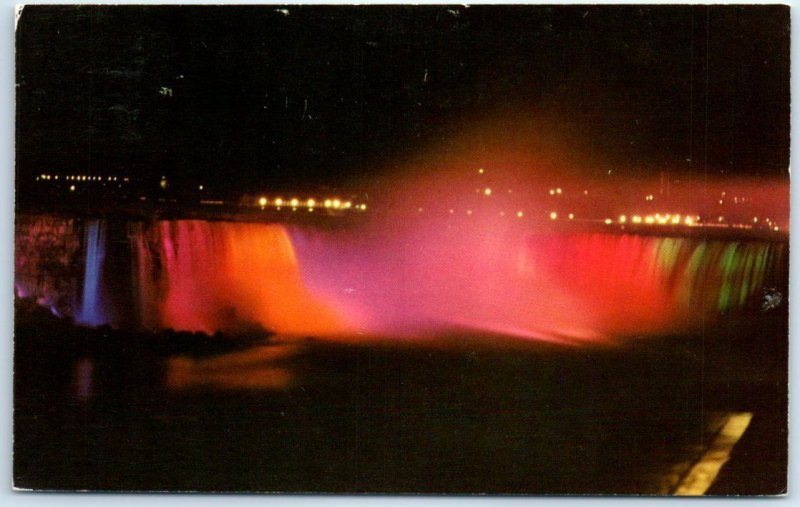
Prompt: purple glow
<box><xmin>73</xmin><ymin>357</ymin><xmax>94</xmax><ymax>401</ymax></box>
<box><xmin>77</xmin><ymin>220</ymin><xmax>108</xmax><ymax>326</ymax></box>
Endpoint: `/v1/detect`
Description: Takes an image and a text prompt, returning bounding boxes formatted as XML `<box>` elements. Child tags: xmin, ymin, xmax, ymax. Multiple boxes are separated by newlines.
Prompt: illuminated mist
<box><xmin>14</xmin><ymin>117</ymin><xmax>789</xmax><ymax>345</ymax></box>
<box><xmin>288</xmin><ymin>118</ymin><xmax>788</xmax><ymax>343</ymax></box>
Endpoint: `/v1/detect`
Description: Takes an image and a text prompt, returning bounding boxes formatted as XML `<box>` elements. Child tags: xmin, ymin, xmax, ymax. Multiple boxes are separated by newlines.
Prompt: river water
<box><xmin>13</xmin><ymin>213</ymin><xmax>789</xmax><ymax>493</ymax></box>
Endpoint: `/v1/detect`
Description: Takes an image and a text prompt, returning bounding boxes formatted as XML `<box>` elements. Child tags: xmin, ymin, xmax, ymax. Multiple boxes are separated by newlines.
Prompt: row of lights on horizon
<box><xmin>595</xmin><ymin>213</ymin><xmax>778</xmax><ymax>231</ymax></box>
<box><xmin>472</xmin><ymin>168</ymin><xmax>779</xmax><ymax>230</ymax></box>
<box><xmin>36</xmin><ymin>174</ymin><xmax>129</xmax><ymax>182</ymax></box>
<box><xmin>603</xmin><ymin>213</ymin><xmax>699</xmax><ymax>226</ymax></box>
<box><xmin>256</xmin><ymin>196</ymin><xmax>367</xmax><ymax>212</ymax></box>
<box><xmin>438</xmin><ymin>208</ymin><xmax>527</xmax><ymax>218</ymax></box>
<box><xmin>546</xmin><ymin>210</ymin><xmax>779</xmax><ymax>231</ymax></box>
<box><xmin>546</xmin><ymin>189</ymin><xmax>756</xmax><ymax>209</ymax></box>
<box><xmin>418</xmin><ymin>206</ymin><xmax>781</xmax><ymax>232</ymax></box>
<box><xmin>477</xmin><ymin>168</ymin><xmax>757</xmax><ymax>210</ymax></box>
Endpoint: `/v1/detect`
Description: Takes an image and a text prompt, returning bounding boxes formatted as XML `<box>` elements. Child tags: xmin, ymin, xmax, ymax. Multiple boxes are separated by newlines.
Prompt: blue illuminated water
<box><xmin>77</xmin><ymin>219</ymin><xmax>108</xmax><ymax>326</ymax></box>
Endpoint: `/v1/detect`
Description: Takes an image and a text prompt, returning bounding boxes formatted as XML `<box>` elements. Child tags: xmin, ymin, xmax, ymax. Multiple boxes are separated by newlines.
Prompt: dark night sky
<box><xmin>15</xmin><ymin>5</ymin><xmax>790</xmax><ymax>194</ymax></box>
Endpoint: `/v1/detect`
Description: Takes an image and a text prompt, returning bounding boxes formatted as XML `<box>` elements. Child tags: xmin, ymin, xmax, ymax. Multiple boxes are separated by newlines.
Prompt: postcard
<box><xmin>14</xmin><ymin>4</ymin><xmax>789</xmax><ymax>495</ymax></box>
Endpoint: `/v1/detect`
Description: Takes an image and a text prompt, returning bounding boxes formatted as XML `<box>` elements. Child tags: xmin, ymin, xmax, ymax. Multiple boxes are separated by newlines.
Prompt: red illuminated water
<box><xmin>14</xmin><ymin>211</ymin><xmax>786</xmax><ymax>345</ymax></box>
<box><xmin>14</xmin><ymin>113</ymin><xmax>789</xmax><ymax>344</ymax></box>
<box><xmin>14</xmin><ymin>214</ymin><xmax>81</xmax><ymax>316</ymax></box>
<box><xmin>290</xmin><ymin>219</ymin><xmax>785</xmax><ymax>343</ymax></box>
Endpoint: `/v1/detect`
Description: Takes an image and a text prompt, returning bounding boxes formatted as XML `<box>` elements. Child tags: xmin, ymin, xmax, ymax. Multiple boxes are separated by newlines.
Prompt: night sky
<box><xmin>16</xmin><ymin>5</ymin><xmax>790</xmax><ymax>194</ymax></box>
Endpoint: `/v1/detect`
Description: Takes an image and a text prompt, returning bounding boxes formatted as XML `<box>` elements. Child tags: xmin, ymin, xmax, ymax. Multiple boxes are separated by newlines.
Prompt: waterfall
<box><xmin>519</xmin><ymin>233</ymin><xmax>785</xmax><ymax>338</ymax></box>
<box><xmin>14</xmin><ymin>214</ymin><xmax>82</xmax><ymax>316</ymax></box>
<box><xmin>77</xmin><ymin>219</ymin><xmax>108</xmax><ymax>326</ymax></box>
<box><xmin>15</xmin><ymin>213</ymin><xmax>788</xmax><ymax>342</ymax></box>
<box><xmin>130</xmin><ymin>220</ymin><xmax>348</xmax><ymax>336</ymax></box>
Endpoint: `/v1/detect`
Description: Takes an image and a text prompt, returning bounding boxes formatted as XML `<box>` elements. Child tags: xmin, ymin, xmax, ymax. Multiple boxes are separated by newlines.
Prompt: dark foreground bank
<box><xmin>13</xmin><ymin>300</ymin><xmax>787</xmax><ymax>494</ymax></box>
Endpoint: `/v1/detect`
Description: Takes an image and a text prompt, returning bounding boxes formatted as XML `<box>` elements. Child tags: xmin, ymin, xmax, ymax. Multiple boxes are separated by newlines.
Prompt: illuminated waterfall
<box><xmin>14</xmin><ymin>214</ymin><xmax>787</xmax><ymax>343</ymax></box>
<box><xmin>131</xmin><ymin>220</ymin><xmax>347</xmax><ymax>336</ymax></box>
<box><xmin>77</xmin><ymin>219</ymin><xmax>108</xmax><ymax>326</ymax></box>
<box><xmin>519</xmin><ymin>233</ymin><xmax>786</xmax><ymax>340</ymax></box>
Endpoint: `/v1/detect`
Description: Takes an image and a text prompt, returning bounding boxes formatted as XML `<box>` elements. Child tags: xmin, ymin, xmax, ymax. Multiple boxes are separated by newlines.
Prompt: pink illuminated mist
<box><xmin>14</xmin><ymin>117</ymin><xmax>788</xmax><ymax>345</ymax></box>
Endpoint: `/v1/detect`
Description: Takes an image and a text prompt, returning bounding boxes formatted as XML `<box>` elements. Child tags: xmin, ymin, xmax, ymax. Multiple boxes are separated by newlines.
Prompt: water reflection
<box><xmin>165</xmin><ymin>344</ymin><xmax>300</xmax><ymax>391</ymax></box>
<box><xmin>72</xmin><ymin>357</ymin><xmax>94</xmax><ymax>401</ymax></box>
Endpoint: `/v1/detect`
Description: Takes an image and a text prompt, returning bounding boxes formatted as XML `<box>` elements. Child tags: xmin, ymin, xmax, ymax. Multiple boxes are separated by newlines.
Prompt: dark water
<box><xmin>13</xmin><ymin>209</ymin><xmax>789</xmax><ymax>494</ymax></box>
<box><xmin>13</xmin><ymin>302</ymin><xmax>787</xmax><ymax>494</ymax></box>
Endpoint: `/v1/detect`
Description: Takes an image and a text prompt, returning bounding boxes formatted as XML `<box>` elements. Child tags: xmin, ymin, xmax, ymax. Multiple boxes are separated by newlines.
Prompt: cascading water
<box><xmin>288</xmin><ymin>220</ymin><xmax>787</xmax><ymax>343</ymax></box>
<box><xmin>131</xmin><ymin>220</ymin><xmax>347</xmax><ymax>336</ymax></box>
<box><xmin>519</xmin><ymin>233</ymin><xmax>786</xmax><ymax>339</ymax></box>
<box><xmin>77</xmin><ymin>219</ymin><xmax>108</xmax><ymax>326</ymax></box>
<box><xmin>14</xmin><ymin>214</ymin><xmax>82</xmax><ymax>316</ymax></box>
<box><xmin>15</xmin><ymin>214</ymin><xmax>787</xmax><ymax>343</ymax></box>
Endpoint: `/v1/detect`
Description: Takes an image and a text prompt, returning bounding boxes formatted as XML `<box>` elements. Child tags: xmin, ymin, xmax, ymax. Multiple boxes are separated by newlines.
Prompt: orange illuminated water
<box><xmin>132</xmin><ymin>220</ymin><xmax>347</xmax><ymax>337</ymax></box>
<box><xmin>15</xmin><ymin>202</ymin><xmax>787</xmax><ymax>345</ymax></box>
